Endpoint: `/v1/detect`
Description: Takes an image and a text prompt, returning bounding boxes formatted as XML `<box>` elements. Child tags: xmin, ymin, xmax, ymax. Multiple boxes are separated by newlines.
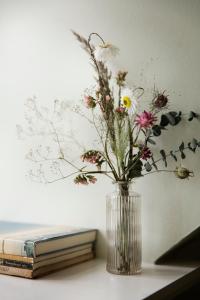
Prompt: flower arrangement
<box><xmin>18</xmin><ymin>32</ymin><xmax>200</xmax><ymax>186</ymax></box>
<box><xmin>70</xmin><ymin>31</ymin><xmax>198</xmax><ymax>185</ymax></box>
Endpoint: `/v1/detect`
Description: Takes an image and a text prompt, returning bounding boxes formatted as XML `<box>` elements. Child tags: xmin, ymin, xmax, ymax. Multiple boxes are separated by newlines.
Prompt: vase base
<box><xmin>106</xmin><ymin>265</ymin><xmax>142</xmax><ymax>275</ymax></box>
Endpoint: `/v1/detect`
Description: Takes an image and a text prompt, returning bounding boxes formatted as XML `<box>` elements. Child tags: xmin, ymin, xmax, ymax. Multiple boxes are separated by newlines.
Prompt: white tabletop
<box><xmin>0</xmin><ymin>259</ymin><xmax>195</xmax><ymax>300</ymax></box>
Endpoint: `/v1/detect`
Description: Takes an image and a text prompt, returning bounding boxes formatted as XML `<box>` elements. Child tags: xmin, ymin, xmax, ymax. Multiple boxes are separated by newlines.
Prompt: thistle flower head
<box><xmin>152</xmin><ymin>92</ymin><xmax>169</xmax><ymax>110</ymax></box>
<box><xmin>135</xmin><ymin>111</ymin><xmax>157</xmax><ymax>128</ymax></box>
<box><xmin>174</xmin><ymin>166</ymin><xmax>194</xmax><ymax>179</ymax></box>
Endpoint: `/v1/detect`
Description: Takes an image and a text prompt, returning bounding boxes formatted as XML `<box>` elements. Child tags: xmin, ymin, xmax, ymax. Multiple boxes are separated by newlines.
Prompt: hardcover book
<box><xmin>0</xmin><ymin>252</ymin><xmax>94</xmax><ymax>278</ymax></box>
<box><xmin>0</xmin><ymin>243</ymin><xmax>93</xmax><ymax>263</ymax></box>
<box><xmin>0</xmin><ymin>221</ymin><xmax>97</xmax><ymax>257</ymax></box>
<box><xmin>0</xmin><ymin>244</ymin><xmax>93</xmax><ymax>270</ymax></box>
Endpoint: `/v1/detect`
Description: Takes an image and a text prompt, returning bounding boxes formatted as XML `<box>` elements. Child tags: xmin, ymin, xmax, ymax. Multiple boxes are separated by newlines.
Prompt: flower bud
<box><xmin>116</xmin><ymin>71</ymin><xmax>128</xmax><ymax>86</ymax></box>
<box><xmin>84</xmin><ymin>95</ymin><xmax>96</xmax><ymax>109</ymax></box>
<box><xmin>153</xmin><ymin>93</ymin><xmax>168</xmax><ymax>109</ymax></box>
<box><xmin>174</xmin><ymin>166</ymin><xmax>194</xmax><ymax>179</ymax></box>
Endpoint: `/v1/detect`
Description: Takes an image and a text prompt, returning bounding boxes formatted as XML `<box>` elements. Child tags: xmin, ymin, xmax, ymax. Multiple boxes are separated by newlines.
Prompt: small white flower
<box><xmin>94</xmin><ymin>43</ymin><xmax>119</xmax><ymax>62</ymax></box>
<box><xmin>121</xmin><ymin>87</ymin><xmax>138</xmax><ymax>114</ymax></box>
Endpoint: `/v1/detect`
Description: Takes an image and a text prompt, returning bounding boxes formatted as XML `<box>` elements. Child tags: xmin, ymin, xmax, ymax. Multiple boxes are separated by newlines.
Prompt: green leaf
<box><xmin>170</xmin><ymin>151</ymin><xmax>177</xmax><ymax>161</ymax></box>
<box><xmin>179</xmin><ymin>142</ymin><xmax>184</xmax><ymax>151</ymax></box>
<box><xmin>179</xmin><ymin>142</ymin><xmax>186</xmax><ymax>159</ymax></box>
<box><xmin>191</xmin><ymin>138</ymin><xmax>198</xmax><ymax>149</ymax></box>
<box><xmin>127</xmin><ymin>158</ymin><xmax>143</xmax><ymax>179</ymax></box>
<box><xmin>160</xmin><ymin>114</ymin><xmax>169</xmax><ymax>127</ymax></box>
<box><xmin>165</xmin><ymin>113</ymin><xmax>176</xmax><ymax>125</ymax></box>
<box><xmin>188</xmin><ymin>111</ymin><xmax>195</xmax><ymax>121</ymax></box>
<box><xmin>160</xmin><ymin>111</ymin><xmax>182</xmax><ymax>127</ymax></box>
<box><xmin>188</xmin><ymin>138</ymin><xmax>198</xmax><ymax>152</ymax></box>
<box><xmin>144</xmin><ymin>162</ymin><xmax>152</xmax><ymax>172</ymax></box>
<box><xmin>188</xmin><ymin>111</ymin><xmax>199</xmax><ymax>121</ymax></box>
<box><xmin>160</xmin><ymin>149</ymin><xmax>167</xmax><ymax>167</ymax></box>
<box><xmin>151</xmin><ymin>156</ymin><xmax>158</xmax><ymax>170</ymax></box>
<box><xmin>147</xmin><ymin>138</ymin><xmax>156</xmax><ymax>145</ymax></box>
<box><xmin>152</xmin><ymin>125</ymin><xmax>162</xmax><ymax>136</ymax></box>
<box><xmin>181</xmin><ymin>152</ymin><xmax>186</xmax><ymax>159</ymax></box>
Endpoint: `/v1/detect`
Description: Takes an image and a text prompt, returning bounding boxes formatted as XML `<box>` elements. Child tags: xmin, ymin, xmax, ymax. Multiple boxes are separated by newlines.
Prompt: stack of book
<box><xmin>0</xmin><ymin>222</ymin><xmax>97</xmax><ymax>278</ymax></box>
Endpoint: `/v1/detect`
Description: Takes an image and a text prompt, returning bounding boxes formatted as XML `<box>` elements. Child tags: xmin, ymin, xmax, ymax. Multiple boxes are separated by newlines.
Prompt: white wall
<box><xmin>0</xmin><ymin>0</ymin><xmax>200</xmax><ymax>261</ymax></box>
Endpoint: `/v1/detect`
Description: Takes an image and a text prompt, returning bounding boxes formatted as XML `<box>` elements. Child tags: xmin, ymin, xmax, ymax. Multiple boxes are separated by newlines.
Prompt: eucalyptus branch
<box><xmin>143</xmin><ymin>146</ymin><xmax>190</xmax><ymax>171</ymax></box>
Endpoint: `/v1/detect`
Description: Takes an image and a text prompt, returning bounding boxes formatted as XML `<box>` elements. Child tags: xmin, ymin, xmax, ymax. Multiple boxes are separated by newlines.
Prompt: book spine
<box><xmin>0</xmin><ymin>253</ymin><xmax>94</xmax><ymax>279</ymax></box>
<box><xmin>0</xmin><ymin>230</ymin><xmax>97</xmax><ymax>257</ymax></box>
<box><xmin>0</xmin><ymin>247</ymin><xmax>92</xmax><ymax>270</ymax></box>
<box><xmin>0</xmin><ymin>254</ymin><xmax>33</xmax><ymax>263</ymax></box>
<box><xmin>33</xmin><ymin>252</ymin><xmax>94</xmax><ymax>278</ymax></box>
<box><xmin>0</xmin><ymin>239</ymin><xmax>35</xmax><ymax>258</ymax></box>
<box><xmin>0</xmin><ymin>259</ymin><xmax>33</xmax><ymax>270</ymax></box>
<box><xmin>0</xmin><ymin>265</ymin><xmax>32</xmax><ymax>278</ymax></box>
<box><xmin>0</xmin><ymin>242</ymin><xmax>93</xmax><ymax>263</ymax></box>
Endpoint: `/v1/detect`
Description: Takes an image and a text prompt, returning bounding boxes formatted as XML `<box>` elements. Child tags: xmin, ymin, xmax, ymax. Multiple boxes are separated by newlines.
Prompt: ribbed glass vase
<box><xmin>106</xmin><ymin>181</ymin><xmax>142</xmax><ymax>275</ymax></box>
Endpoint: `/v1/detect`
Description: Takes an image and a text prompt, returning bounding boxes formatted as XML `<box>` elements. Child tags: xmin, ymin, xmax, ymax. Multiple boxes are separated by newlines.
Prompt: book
<box><xmin>0</xmin><ymin>244</ymin><xmax>93</xmax><ymax>270</ymax></box>
<box><xmin>0</xmin><ymin>221</ymin><xmax>97</xmax><ymax>257</ymax></box>
<box><xmin>0</xmin><ymin>242</ymin><xmax>94</xmax><ymax>263</ymax></box>
<box><xmin>0</xmin><ymin>252</ymin><xmax>94</xmax><ymax>278</ymax></box>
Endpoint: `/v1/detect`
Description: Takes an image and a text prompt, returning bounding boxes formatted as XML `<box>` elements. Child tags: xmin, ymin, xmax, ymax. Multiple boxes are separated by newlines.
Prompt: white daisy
<box><xmin>121</xmin><ymin>87</ymin><xmax>138</xmax><ymax>114</ymax></box>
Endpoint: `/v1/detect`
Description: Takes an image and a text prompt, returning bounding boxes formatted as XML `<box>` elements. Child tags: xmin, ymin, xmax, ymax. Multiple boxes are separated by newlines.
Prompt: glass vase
<box><xmin>106</xmin><ymin>181</ymin><xmax>142</xmax><ymax>275</ymax></box>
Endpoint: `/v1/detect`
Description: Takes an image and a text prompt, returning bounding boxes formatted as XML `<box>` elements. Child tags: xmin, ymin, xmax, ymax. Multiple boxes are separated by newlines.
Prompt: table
<box><xmin>0</xmin><ymin>259</ymin><xmax>198</xmax><ymax>300</ymax></box>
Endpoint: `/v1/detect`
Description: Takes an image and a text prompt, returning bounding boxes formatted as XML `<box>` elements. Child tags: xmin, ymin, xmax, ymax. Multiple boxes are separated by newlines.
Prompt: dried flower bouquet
<box><xmin>18</xmin><ymin>32</ymin><xmax>200</xmax><ymax>187</ymax></box>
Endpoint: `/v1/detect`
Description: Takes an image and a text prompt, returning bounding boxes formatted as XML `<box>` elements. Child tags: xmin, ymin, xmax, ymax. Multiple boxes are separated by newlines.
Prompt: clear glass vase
<box><xmin>106</xmin><ymin>181</ymin><xmax>142</xmax><ymax>275</ymax></box>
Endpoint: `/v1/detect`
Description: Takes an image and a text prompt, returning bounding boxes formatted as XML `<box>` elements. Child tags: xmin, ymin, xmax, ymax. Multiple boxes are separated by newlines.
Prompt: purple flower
<box><xmin>141</xmin><ymin>147</ymin><xmax>152</xmax><ymax>160</ymax></box>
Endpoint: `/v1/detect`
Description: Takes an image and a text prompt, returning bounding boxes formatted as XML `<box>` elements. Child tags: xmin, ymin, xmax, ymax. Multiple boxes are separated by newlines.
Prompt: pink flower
<box><xmin>115</xmin><ymin>107</ymin><xmax>125</xmax><ymax>113</ymax></box>
<box><xmin>74</xmin><ymin>175</ymin><xmax>88</xmax><ymax>185</ymax></box>
<box><xmin>105</xmin><ymin>95</ymin><xmax>111</xmax><ymax>102</ymax></box>
<box><xmin>88</xmin><ymin>175</ymin><xmax>97</xmax><ymax>184</ymax></box>
<box><xmin>135</xmin><ymin>111</ymin><xmax>157</xmax><ymax>128</ymax></box>
<box><xmin>81</xmin><ymin>150</ymin><xmax>102</xmax><ymax>165</ymax></box>
<box><xmin>141</xmin><ymin>147</ymin><xmax>152</xmax><ymax>160</ymax></box>
<box><xmin>74</xmin><ymin>174</ymin><xmax>97</xmax><ymax>185</ymax></box>
<box><xmin>84</xmin><ymin>95</ymin><xmax>96</xmax><ymax>109</ymax></box>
